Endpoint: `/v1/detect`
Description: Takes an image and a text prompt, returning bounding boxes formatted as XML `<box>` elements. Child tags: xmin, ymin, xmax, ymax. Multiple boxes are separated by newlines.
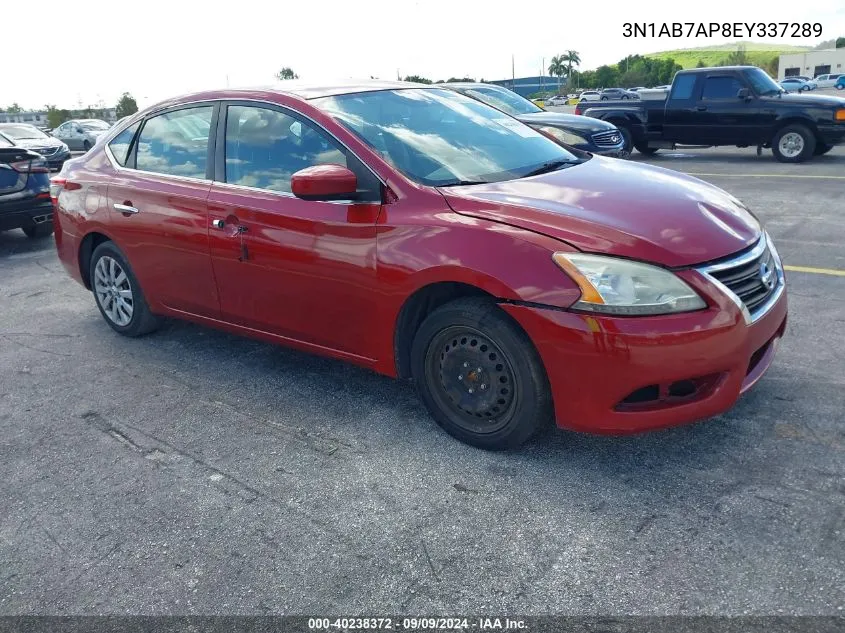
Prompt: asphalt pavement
<box><xmin>0</xmin><ymin>146</ymin><xmax>843</xmax><ymax>615</ymax></box>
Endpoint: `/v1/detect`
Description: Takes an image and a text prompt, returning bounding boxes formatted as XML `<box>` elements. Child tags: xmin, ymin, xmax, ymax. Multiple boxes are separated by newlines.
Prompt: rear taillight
<box><xmin>49</xmin><ymin>176</ymin><xmax>67</xmax><ymax>206</ymax></box>
<box><xmin>10</xmin><ymin>158</ymin><xmax>49</xmax><ymax>173</ymax></box>
<box><xmin>574</xmin><ymin>105</ymin><xmax>583</xmax><ymax>115</ymax></box>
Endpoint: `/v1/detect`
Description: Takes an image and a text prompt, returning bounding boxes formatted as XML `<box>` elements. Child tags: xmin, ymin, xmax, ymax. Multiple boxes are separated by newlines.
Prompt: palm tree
<box><xmin>548</xmin><ymin>55</ymin><xmax>566</xmax><ymax>90</ymax></box>
<box><xmin>562</xmin><ymin>50</ymin><xmax>581</xmax><ymax>89</ymax></box>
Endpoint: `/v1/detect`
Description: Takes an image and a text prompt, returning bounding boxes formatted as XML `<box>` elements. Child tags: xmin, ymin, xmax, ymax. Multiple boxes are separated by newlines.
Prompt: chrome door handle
<box><xmin>211</xmin><ymin>219</ymin><xmax>225</xmax><ymax>229</ymax></box>
<box><xmin>113</xmin><ymin>203</ymin><xmax>139</xmax><ymax>214</ymax></box>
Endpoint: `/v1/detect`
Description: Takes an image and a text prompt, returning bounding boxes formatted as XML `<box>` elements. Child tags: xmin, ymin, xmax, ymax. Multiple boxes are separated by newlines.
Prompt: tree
<box><xmin>115</xmin><ymin>93</ymin><xmax>138</xmax><ymax>119</ymax></box>
<box><xmin>722</xmin><ymin>45</ymin><xmax>749</xmax><ymax>66</ymax></box>
<box><xmin>594</xmin><ymin>65</ymin><xmax>619</xmax><ymax>88</ymax></box>
<box><xmin>276</xmin><ymin>67</ymin><xmax>299</xmax><ymax>80</ymax></box>
<box><xmin>403</xmin><ymin>75</ymin><xmax>432</xmax><ymax>84</ymax></box>
<box><xmin>44</xmin><ymin>105</ymin><xmax>71</xmax><ymax>129</ymax></box>
<box><xmin>562</xmin><ymin>50</ymin><xmax>581</xmax><ymax>88</ymax></box>
<box><xmin>548</xmin><ymin>55</ymin><xmax>566</xmax><ymax>89</ymax></box>
<box><xmin>837</xmin><ymin>37</ymin><xmax>845</xmax><ymax>48</ymax></box>
<box><xmin>696</xmin><ymin>59</ymin><xmax>706</xmax><ymax>68</ymax></box>
<box><xmin>5</xmin><ymin>103</ymin><xmax>23</xmax><ymax>114</ymax></box>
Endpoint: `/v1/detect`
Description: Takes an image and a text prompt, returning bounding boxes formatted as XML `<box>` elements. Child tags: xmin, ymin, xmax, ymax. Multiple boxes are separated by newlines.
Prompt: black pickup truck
<box><xmin>575</xmin><ymin>66</ymin><xmax>845</xmax><ymax>162</ymax></box>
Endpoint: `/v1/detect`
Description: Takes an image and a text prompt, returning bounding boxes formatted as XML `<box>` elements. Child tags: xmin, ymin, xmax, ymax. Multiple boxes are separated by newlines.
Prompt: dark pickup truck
<box><xmin>575</xmin><ymin>66</ymin><xmax>845</xmax><ymax>162</ymax></box>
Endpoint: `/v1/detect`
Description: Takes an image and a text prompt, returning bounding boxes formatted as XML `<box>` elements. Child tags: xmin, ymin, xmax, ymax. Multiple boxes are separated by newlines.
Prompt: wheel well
<box><xmin>394</xmin><ymin>282</ymin><xmax>495</xmax><ymax>379</ymax></box>
<box><xmin>78</xmin><ymin>232</ymin><xmax>111</xmax><ymax>289</ymax></box>
<box><xmin>773</xmin><ymin>117</ymin><xmax>819</xmax><ymax>140</ymax></box>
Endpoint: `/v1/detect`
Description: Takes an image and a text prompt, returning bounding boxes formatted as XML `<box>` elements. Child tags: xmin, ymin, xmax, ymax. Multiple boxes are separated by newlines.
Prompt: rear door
<box><xmin>661</xmin><ymin>73</ymin><xmax>700</xmax><ymax>143</ymax></box>
<box><xmin>104</xmin><ymin>104</ymin><xmax>220</xmax><ymax>317</ymax></box>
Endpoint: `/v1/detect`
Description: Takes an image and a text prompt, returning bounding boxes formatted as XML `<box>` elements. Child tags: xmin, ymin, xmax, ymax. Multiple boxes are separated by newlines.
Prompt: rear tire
<box><xmin>771</xmin><ymin>124</ymin><xmax>816</xmax><ymax>163</ymax></box>
<box><xmin>89</xmin><ymin>241</ymin><xmax>160</xmax><ymax>337</ymax></box>
<box><xmin>22</xmin><ymin>224</ymin><xmax>54</xmax><ymax>239</ymax></box>
<box><xmin>410</xmin><ymin>297</ymin><xmax>552</xmax><ymax>450</ymax></box>
<box><xmin>601</xmin><ymin>96</ymin><xmax>608</xmax><ymax>101</ymax></box>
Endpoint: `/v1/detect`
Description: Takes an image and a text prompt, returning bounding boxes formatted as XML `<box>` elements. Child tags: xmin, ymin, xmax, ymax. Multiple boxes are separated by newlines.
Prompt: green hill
<box><xmin>644</xmin><ymin>41</ymin><xmax>810</xmax><ymax>69</ymax></box>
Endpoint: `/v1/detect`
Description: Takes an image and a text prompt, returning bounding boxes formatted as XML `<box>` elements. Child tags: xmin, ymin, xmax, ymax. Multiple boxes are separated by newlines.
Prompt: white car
<box><xmin>814</xmin><ymin>74</ymin><xmax>842</xmax><ymax>89</ymax></box>
<box><xmin>544</xmin><ymin>95</ymin><xmax>568</xmax><ymax>106</ymax></box>
<box><xmin>579</xmin><ymin>90</ymin><xmax>601</xmax><ymax>102</ymax></box>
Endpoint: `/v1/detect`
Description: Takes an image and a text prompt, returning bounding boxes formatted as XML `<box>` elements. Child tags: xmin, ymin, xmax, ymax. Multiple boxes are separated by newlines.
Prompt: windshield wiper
<box><xmin>438</xmin><ymin>179</ymin><xmax>489</xmax><ymax>187</ymax></box>
<box><xmin>522</xmin><ymin>159</ymin><xmax>576</xmax><ymax>178</ymax></box>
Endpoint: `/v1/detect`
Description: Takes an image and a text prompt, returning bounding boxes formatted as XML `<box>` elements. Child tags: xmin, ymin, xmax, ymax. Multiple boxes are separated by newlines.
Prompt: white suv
<box><xmin>579</xmin><ymin>91</ymin><xmax>601</xmax><ymax>102</ymax></box>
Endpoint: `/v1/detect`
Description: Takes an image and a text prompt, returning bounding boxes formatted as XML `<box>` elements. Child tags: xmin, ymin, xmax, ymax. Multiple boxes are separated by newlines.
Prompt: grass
<box><xmin>644</xmin><ymin>41</ymin><xmax>810</xmax><ymax>69</ymax></box>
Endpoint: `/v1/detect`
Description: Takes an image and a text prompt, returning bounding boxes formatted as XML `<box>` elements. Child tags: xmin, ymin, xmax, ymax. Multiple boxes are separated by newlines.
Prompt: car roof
<box><xmin>245</xmin><ymin>79</ymin><xmax>430</xmax><ymax>99</ymax></box>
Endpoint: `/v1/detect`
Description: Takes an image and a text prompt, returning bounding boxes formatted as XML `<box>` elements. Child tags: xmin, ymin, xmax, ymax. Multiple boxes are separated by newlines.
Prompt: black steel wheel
<box><xmin>411</xmin><ymin>297</ymin><xmax>552</xmax><ymax>450</ymax></box>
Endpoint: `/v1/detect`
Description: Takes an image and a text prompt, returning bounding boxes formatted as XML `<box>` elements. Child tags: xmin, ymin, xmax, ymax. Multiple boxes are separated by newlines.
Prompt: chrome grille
<box><xmin>698</xmin><ymin>235</ymin><xmax>784</xmax><ymax>323</ymax></box>
<box><xmin>33</xmin><ymin>146</ymin><xmax>58</xmax><ymax>157</ymax></box>
<box><xmin>592</xmin><ymin>130</ymin><xmax>623</xmax><ymax>148</ymax></box>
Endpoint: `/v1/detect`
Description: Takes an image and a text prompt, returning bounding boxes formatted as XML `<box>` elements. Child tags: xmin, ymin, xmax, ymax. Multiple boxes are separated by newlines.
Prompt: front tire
<box><xmin>22</xmin><ymin>224</ymin><xmax>54</xmax><ymax>239</ymax></box>
<box><xmin>601</xmin><ymin>96</ymin><xmax>608</xmax><ymax>101</ymax></box>
<box><xmin>814</xmin><ymin>143</ymin><xmax>834</xmax><ymax>156</ymax></box>
<box><xmin>83</xmin><ymin>140</ymin><xmax>91</xmax><ymax>152</ymax></box>
<box><xmin>90</xmin><ymin>241</ymin><xmax>160</xmax><ymax>337</ymax></box>
<box><xmin>410</xmin><ymin>297</ymin><xmax>552</xmax><ymax>450</ymax></box>
<box><xmin>771</xmin><ymin>124</ymin><xmax>816</xmax><ymax>163</ymax></box>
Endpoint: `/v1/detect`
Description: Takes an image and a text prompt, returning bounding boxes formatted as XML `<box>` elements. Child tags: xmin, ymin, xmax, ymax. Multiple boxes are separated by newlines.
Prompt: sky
<box><xmin>4</xmin><ymin>0</ymin><xmax>844</xmax><ymax>111</ymax></box>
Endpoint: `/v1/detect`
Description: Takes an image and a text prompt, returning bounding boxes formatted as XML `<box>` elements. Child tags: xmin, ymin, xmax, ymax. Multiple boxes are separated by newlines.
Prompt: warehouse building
<box><xmin>778</xmin><ymin>48</ymin><xmax>845</xmax><ymax>80</ymax></box>
<box><xmin>489</xmin><ymin>75</ymin><xmax>563</xmax><ymax>97</ymax></box>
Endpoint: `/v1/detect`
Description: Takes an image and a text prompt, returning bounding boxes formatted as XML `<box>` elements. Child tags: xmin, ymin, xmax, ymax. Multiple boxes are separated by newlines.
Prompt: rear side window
<box><xmin>669</xmin><ymin>75</ymin><xmax>696</xmax><ymax>100</ymax></box>
<box><xmin>107</xmin><ymin>122</ymin><xmax>140</xmax><ymax>166</ymax></box>
<box><xmin>135</xmin><ymin>106</ymin><xmax>213</xmax><ymax>179</ymax></box>
<box><xmin>702</xmin><ymin>77</ymin><xmax>744</xmax><ymax>100</ymax></box>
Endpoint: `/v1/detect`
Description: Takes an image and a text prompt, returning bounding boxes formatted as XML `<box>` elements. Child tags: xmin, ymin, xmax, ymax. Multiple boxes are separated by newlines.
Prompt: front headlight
<box><xmin>553</xmin><ymin>253</ymin><xmax>707</xmax><ymax>315</ymax></box>
<box><xmin>61</xmin><ymin>143</ymin><xmax>69</xmax><ymax>152</ymax></box>
<box><xmin>539</xmin><ymin>126</ymin><xmax>588</xmax><ymax>146</ymax></box>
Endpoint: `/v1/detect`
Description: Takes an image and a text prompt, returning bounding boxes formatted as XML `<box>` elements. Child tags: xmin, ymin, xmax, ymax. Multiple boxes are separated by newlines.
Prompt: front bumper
<box><xmin>817</xmin><ymin>124</ymin><xmax>845</xmax><ymax>146</ymax></box>
<box><xmin>501</xmin><ymin>272</ymin><xmax>788</xmax><ymax>434</ymax></box>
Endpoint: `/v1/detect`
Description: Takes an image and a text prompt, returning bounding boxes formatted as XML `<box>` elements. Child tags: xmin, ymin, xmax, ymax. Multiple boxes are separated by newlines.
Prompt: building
<box><xmin>0</xmin><ymin>107</ymin><xmax>118</xmax><ymax>128</ymax></box>
<box><xmin>489</xmin><ymin>75</ymin><xmax>564</xmax><ymax>97</ymax></box>
<box><xmin>778</xmin><ymin>48</ymin><xmax>845</xmax><ymax>80</ymax></box>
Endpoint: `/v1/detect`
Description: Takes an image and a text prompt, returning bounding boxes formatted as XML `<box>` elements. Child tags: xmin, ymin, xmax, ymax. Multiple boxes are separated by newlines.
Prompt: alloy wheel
<box><xmin>94</xmin><ymin>256</ymin><xmax>134</xmax><ymax>326</ymax></box>
<box><xmin>778</xmin><ymin>132</ymin><xmax>805</xmax><ymax>159</ymax></box>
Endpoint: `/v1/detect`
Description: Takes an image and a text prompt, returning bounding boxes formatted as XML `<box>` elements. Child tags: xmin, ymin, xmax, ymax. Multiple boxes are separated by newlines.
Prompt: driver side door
<box><xmin>207</xmin><ymin>102</ymin><xmax>384</xmax><ymax>361</ymax></box>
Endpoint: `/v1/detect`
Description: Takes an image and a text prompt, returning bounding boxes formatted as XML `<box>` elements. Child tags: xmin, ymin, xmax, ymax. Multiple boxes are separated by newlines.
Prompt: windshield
<box><xmin>80</xmin><ymin>121</ymin><xmax>110</xmax><ymax>131</ymax></box>
<box><xmin>0</xmin><ymin>124</ymin><xmax>48</xmax><ymax>140</ymax></box>
<box><xmin>463</xmin><ymin>86</ymin><xmax>542</xmax><ymax>116</ymax></box>
<box><xmin>746</xmin><ymin>68</ymin><xmax>783</xmax><ymax>96</ymax></box>
<box><xmin>313</xmin><ymin>88</ymin><xmax>579</xmax><ymax>187</ymax></box>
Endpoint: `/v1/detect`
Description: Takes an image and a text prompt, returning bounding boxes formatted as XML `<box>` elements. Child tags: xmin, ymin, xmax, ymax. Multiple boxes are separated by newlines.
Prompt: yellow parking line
<box><xmin>684</xmin><ymin>172</ymin><xmax>845</xmax><ymax>179</ymax></box>
<box><xmin>784</xmin><ymin>265</ymin><xmax>845</xmax><ymax>277</ymax></box>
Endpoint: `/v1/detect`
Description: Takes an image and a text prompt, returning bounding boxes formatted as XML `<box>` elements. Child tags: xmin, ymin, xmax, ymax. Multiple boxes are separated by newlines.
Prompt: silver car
<box><xmin>51</xmin><ymin>119</ymin><xmax>111</xmax><ymax>151</ymax></box>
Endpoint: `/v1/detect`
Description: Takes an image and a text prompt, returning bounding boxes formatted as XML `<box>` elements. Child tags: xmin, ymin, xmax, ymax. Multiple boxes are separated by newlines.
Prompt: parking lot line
<box><xmin>683</xmin><ymin>172</ymin><xmax>845</xmax><ymax>179</ymax></box>
<box><xmin>784</xmin><ymin>264</ymin><xmax>845</xmax><ymax>277</ymax></box>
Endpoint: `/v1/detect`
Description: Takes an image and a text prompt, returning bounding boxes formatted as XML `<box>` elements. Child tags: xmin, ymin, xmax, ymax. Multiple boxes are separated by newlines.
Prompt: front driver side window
<box><xmin>224</xmin><ymin>105</ymin><xmax>350</xmax><ymax>195</ymax></box>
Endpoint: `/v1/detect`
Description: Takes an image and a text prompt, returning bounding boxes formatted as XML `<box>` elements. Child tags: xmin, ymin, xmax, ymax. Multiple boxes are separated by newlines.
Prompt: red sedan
<box><xmin>51</xmin><ymin>81</ymin><xmax>787</xmax><ymax>450</ymax></box>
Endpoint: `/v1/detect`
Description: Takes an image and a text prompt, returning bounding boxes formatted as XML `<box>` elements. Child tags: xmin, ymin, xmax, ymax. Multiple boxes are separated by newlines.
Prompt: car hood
<box><xmin>517</xmin><ymin>111</ymin><xmax>617</xmax><ymax>134</ymax></box>
<box><xmin>439</xmin><ymin>156</ymin><xmax>761</xmax><ymax>268</ymax></box>
<box><xmin>10</xmin><ymin>137</ymin><xmax>65</xmax><ymax>150</ymax></box>
<box><xmin>763</xmin><ymin>92</ymin><xmax>845</xmax><ymax>107</ymax></box>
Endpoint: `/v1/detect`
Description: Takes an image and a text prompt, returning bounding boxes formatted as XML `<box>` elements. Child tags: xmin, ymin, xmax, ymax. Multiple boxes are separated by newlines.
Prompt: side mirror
<box><xmin>76</xmin><ymin>127</ymin><xmax>84</xmax><ymax>134</ymax></box>
<box><xmin>737</xmin><ymin>88</ymin><xmax>751</xmax><ymax>100</ymax></box>
<box><xmin>291</xmin><ymin>164</ymin><xmax>357</xmax><ymax>201</ymax></box>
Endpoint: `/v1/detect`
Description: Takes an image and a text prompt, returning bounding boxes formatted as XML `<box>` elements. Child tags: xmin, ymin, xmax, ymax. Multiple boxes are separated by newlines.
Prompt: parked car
<box><xmin>0</xmin><ymin>132</ymin><xmax>54</xmax><ymax>238</ymax></box>
<box><xmin>579</xmin><ymin>90</ymin><xmax>601</xmax><ymax>102</ymax></box>
<box><xmin>837</xmin><ymin>76</ymin><xmax>845</xmax><ymax>90</ymax></box>
<box><xmin>0</xmin><ymin>123</ymin><xmax>71</xmax><ymax>170</ymax></box>
<box><xmin>52</xmin><ymin>81</ymin><xmax>788</xmax><ymax>449</ymax></box>
<box><xmin>779</xmin><ymin>77</ymin><xmax>816</xmax><ymax>92</ymax></box>
<box><xmin>442</xmin><ymin>82</ymin><xmax>626</xmax><ymax>156</ymax></box>
<box><xmin>786</xmin><ymin>75</ymin><xmax>813</xmax><ymax>82</ymax></box>
<box><xmin>629</xmin><ymin>87</ymin><xmax>647</xmax><ymax>92</ymax></box>
<box><xmin>814</xmin><ymin>74</ymin><xmax>842</xmax><ymax>89</ymax></box>
<box><xmin>653</xmin><ymin>85</ymin><xmax>671</xmax><ymax>91</ymax></box>
<box><xmin>600</xmin><ymin>88</ymin><xmax>639</xmax><ymax>100</ymax></box>
<box><xmin>576</xmin><ymin>66</ymin><xmax>845</xmax><ymax>162</ymax></box>
<box><xmin>52</xmin><ymin>119</ymin><xmax>111</xmax><ymax>151</ymax></box>
<box><xmin>544</xmin><ymin>95</ymin><xmax>568</xmax><ymax>106</ymax></box>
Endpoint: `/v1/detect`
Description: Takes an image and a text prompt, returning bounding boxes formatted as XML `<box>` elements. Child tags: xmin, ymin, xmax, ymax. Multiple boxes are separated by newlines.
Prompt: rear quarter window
<box><xmin>107</xmin><ymin>122</ymin><xmax>141</xmax><ymax>167</ymax></box>
<box><xmin>669</xmin><ymin>75</ymin><xmax>697</xmax><ymax>100</ymax></box>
